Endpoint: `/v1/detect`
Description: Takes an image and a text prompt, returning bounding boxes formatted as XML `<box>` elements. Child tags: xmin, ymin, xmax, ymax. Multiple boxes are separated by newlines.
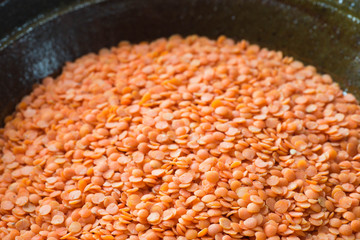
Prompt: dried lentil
<box><xmin>0</xmin><ymin>35</ymin><xmax>360</xmax><ymax>239</ymax></box>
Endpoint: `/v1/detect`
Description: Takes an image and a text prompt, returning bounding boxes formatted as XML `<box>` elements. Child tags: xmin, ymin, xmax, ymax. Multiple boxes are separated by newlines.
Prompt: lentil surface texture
<box><xmin>1</xmin><ymin>35</ymin><xmax>360</xmax><ymax>240</ymax></box>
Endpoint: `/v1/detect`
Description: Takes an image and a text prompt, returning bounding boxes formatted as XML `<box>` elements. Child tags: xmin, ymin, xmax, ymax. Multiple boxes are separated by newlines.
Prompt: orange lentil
<box><xmin>179</xmin><ymin>172</ymin><xmax>193</xmax><ymax>184</ymax></box>
<box><xmin>15</xmin><ymin>219</ymin><xmax>30</xmax><ymax>231</ymax></box>
<box><xmin>264</xmin><ymin>224</ymin><xmax>278</xmax><ymax>237</ymax></box>
<box><xmin>0</xmin><ymin>35</ymin><xmax>360</xmax><ymax>240</ymax></box>
<box><xmin>197</xmin><ymin>228</ymin><xmax>208</xmax><ymax>237</ymax></box>
<box><xmin>147</xmin><ymin>212</ymin><xmax>160</xmax><ymax>224</ymax></box>
<box><xmin>68</xmin><ymin>221</ymin><xmax>82</xmax><ymax>233</ymax></box>
<box><xmin>255</xmin><ymin>232</ymin><xmax>267</xmax><ymax>240</ymax></box>
<box><xmin>250</xmin><ymin>195</ymin><xmax>264</xmax><ymax>205</ymax></box>
<box><xmin>244</xmin><ymin>217</ymin><xmax>258</xmax><ymax>229</ymax></box>
<box><xmin>339</xmin><ymin>224</ymin><xmax>352</xmax><ymax>236</ymax></box>
<box><xmin>351</xmin><ymin>220</ymin><xmax>360</xmax><ymax>232</ymax></box>
<box><xmin>185</xmin><ymin>229</ymin><xmax>197</xmax><ymax>239</ymax></box>
<box><xmin>274</xmin><ymin>200</ymin><xmax>290</xmax><ymax>214</ymax></box>
<box><xmin>51</xmin><ymin>215</ymin><xmax>65</xmax><ymax>225</ymax></box>
<box><xmin>205</xmin><ymin>171</ymin><xmax>219</xmax><ymax>184</ymax></box>
<box><xmin>39</xmin><ymin>205</ymin><xmax>52</xmax><ymax>215</ymax></box>
<box><xmin>208</xmin><ymin>224</ymin><xmax>222</xmax><ymax>236</ymax></box>
<box><xmin>339</xmin><ymin>197</ymin><xmax>352</xmax><ymax>209</ymax></box>
<box><xmin>106</xmin><ymin>203</ymin><xmax>119</xmax><ymax>215</ymax></box>
<box><xmin>1</xmin><ymin>200</ymin><xmax>14</xmax><ymax>211</ymax></box>
<box><xmin>243</xmin><ymin>148</ymin><xmax>256</xmax><ymax>160</ymax></box>
<box><xmin>247</xmin><ymin>203</ymin><xmax>261</xmax><ymax>213</ymax></box>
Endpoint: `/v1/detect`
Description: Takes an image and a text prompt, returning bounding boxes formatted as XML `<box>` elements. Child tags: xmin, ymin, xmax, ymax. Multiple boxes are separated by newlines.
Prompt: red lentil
<box><xmin>0</xmin><ymin>35</ymin><xmax>360</xmax><ymax>239</ymax></box>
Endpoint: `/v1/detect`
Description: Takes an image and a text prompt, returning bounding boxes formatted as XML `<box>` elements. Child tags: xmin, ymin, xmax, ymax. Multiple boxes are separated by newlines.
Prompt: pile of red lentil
<box><xmin>1</xmin><ymin>35</ymin><xmax>360</xmax><ymax>240</ymax></box>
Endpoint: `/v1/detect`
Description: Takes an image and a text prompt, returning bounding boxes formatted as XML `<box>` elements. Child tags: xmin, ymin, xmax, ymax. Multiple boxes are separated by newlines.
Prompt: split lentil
<box><xmin>1</xmin><ymin>35</ymin><xmax>360</xmax><ymax>239</ymax></box>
